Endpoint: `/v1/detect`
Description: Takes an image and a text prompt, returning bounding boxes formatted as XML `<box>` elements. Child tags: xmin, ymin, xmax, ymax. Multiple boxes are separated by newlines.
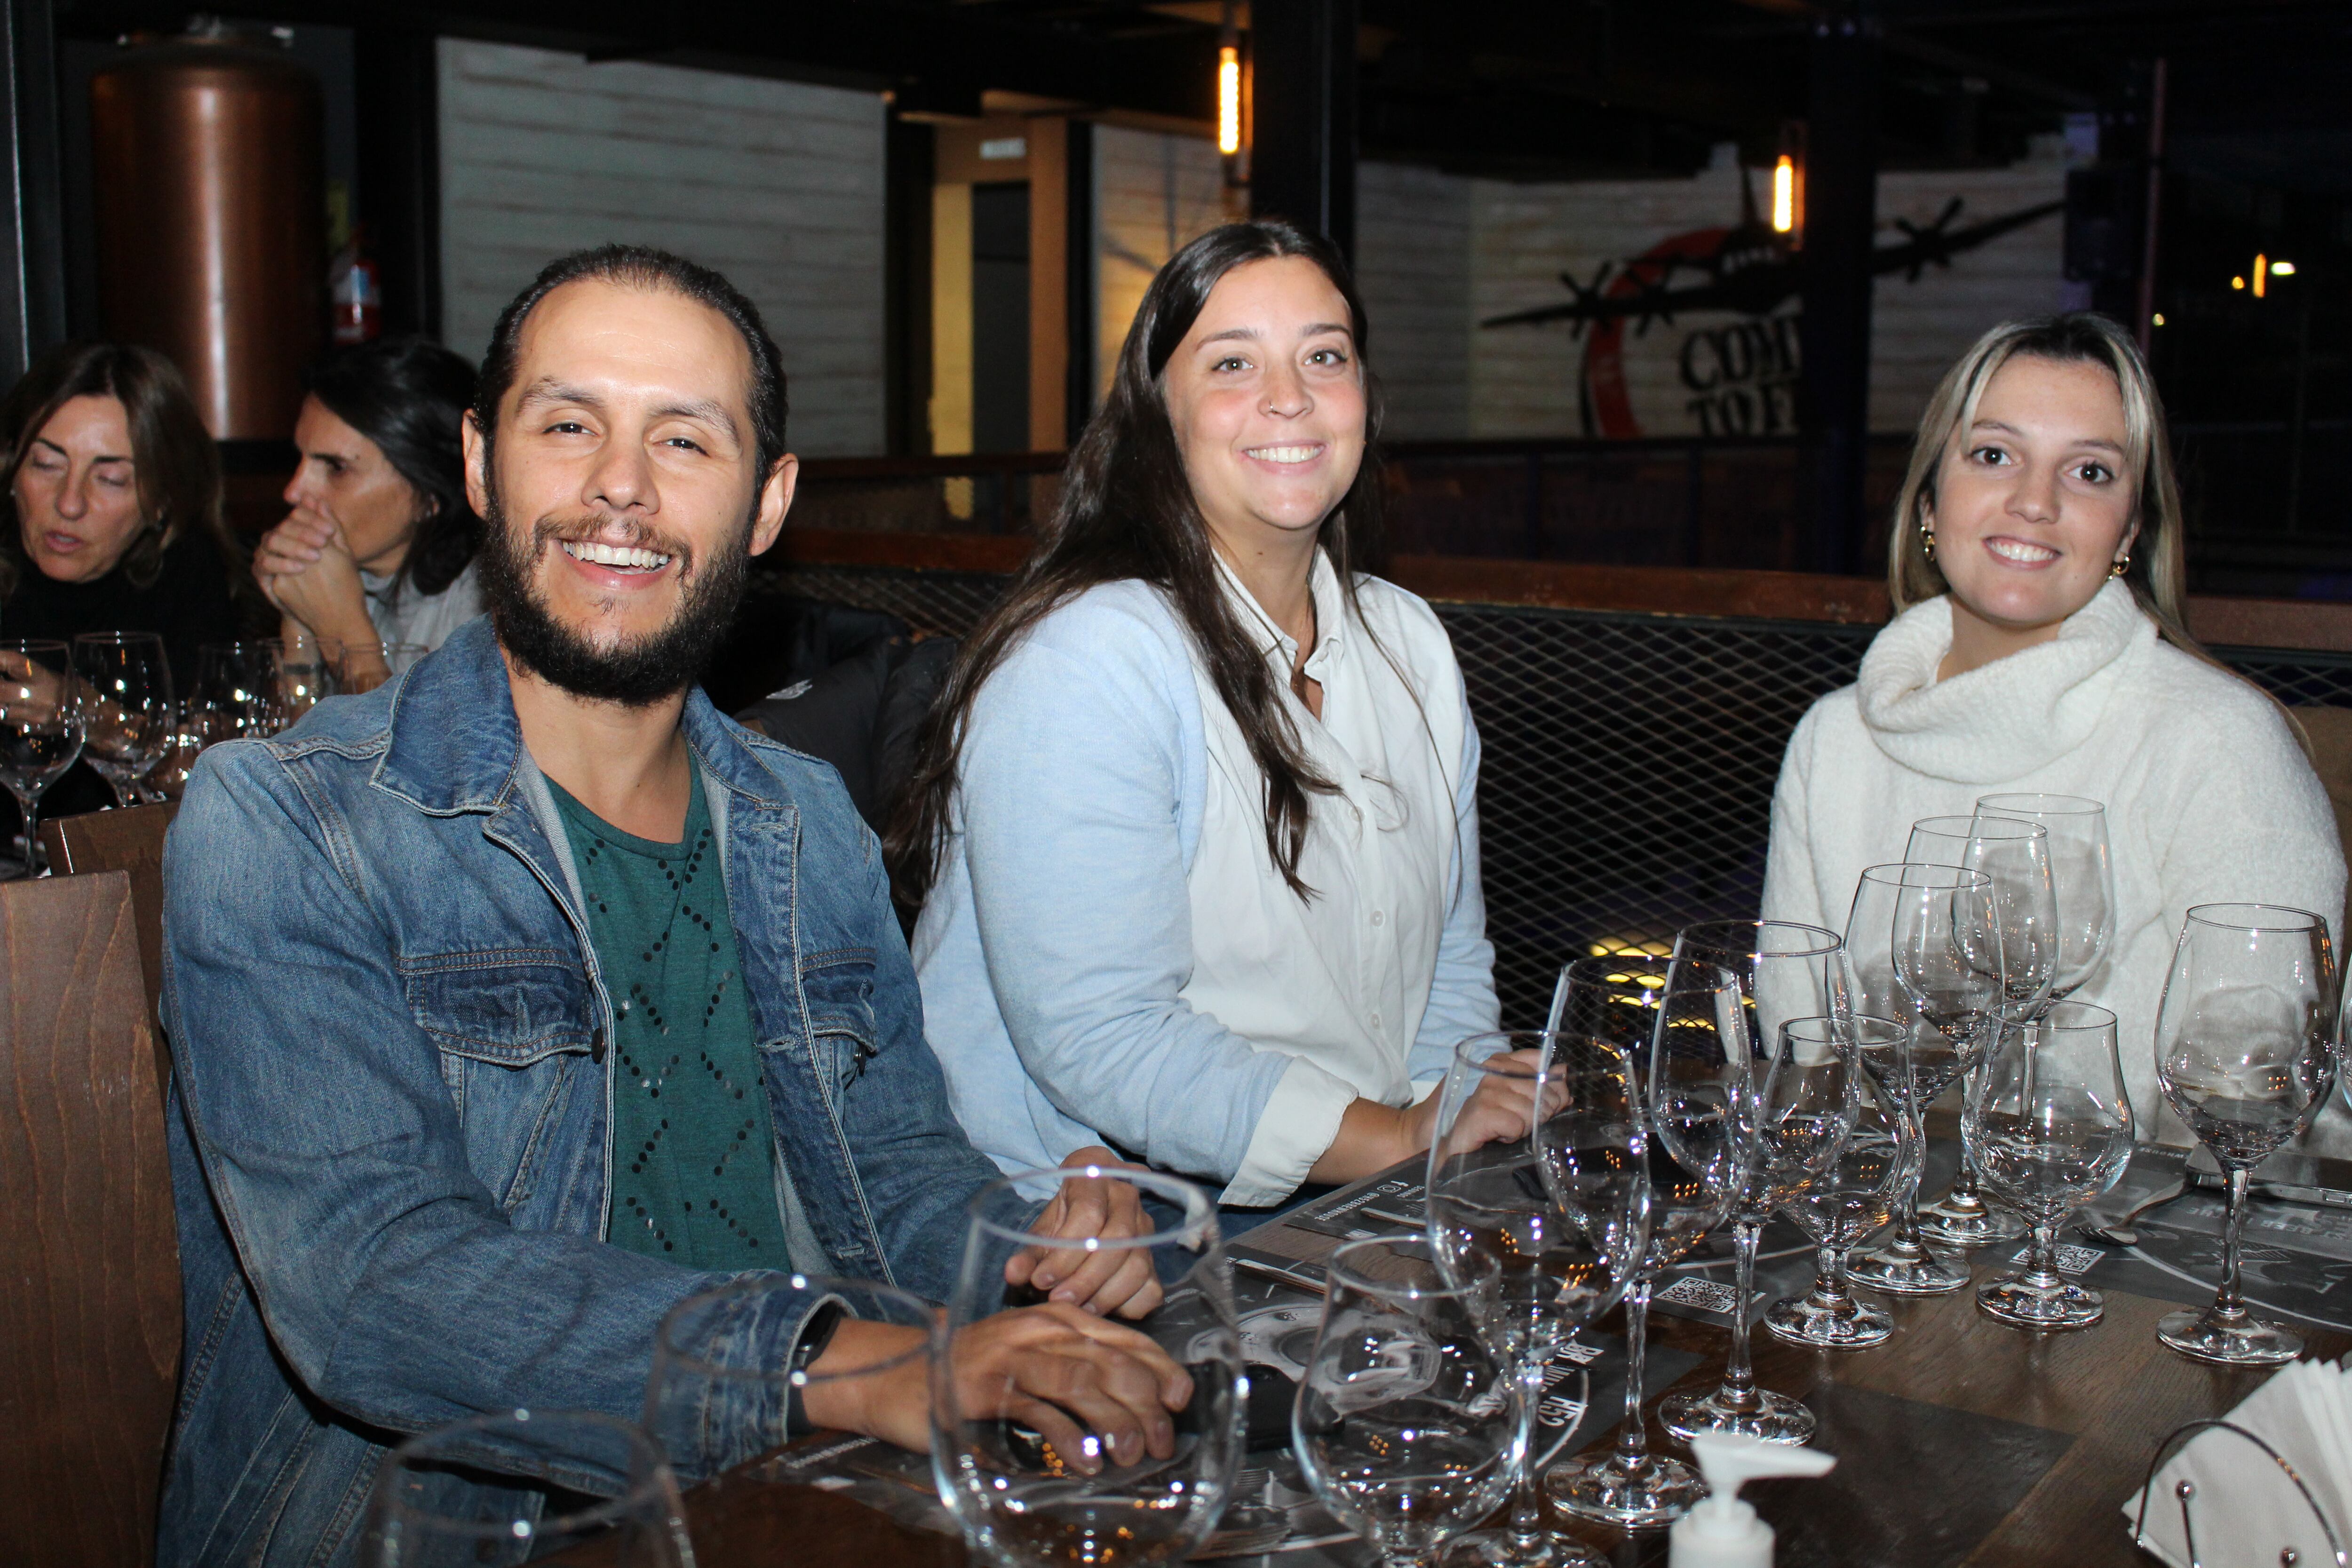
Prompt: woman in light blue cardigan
<box><xmin>889</xmin><ymin>223</ymin><xmax>1524</xmax><ymax>1232</ymax></box>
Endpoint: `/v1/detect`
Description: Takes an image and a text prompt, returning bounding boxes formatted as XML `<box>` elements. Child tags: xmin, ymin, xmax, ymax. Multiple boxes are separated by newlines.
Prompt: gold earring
<box><xmin>2109</xmin><ymin>552</ymin><xmax>2130</xmax><ymax>579</ymax></box>
<box><xmin>1922</xmin><ymin>525</ymin><xmax>1936</xmax><ymax>562</ymax></box>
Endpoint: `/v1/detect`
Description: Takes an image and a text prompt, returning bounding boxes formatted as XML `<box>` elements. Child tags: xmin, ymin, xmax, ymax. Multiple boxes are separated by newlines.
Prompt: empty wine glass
<box><xmin>1975</xmin><ymin>793</ymin><xmax>2115</xmax><ymax>1002</ymax></box>
<box><xmin>1845</xmin><ymin>865</ymin><xmax>1997</xmax><ymax>1297</ymax></box>
<box><xmin>1295</xmin><ymin>1237</ymin><xmax>1517</xmax><ymax>1568</ymax></box>
<box><xmin>935</xmin><ymin>1166</ymin><xmax>1243</xmax><ymax>1568</ymax></box>
<box><xmin>1653</xmin><ymin>921</ymin><xmax>1848</xmax><ymax>1450</ymax></box>
<box><xmin>2153</xmin><ymin>905</ymin><xmax>2341</xmax><ymax>1366</ymax></box>
<box><xmin>361</xmin><ymin>1408</ymin><xmax>695</xmax><ymax>1568</ymax></box>
<box><xmin>1547</xmin><ymin>954</ymin><xmax>1738</xmax><ymax>1530</ymax></box>
<box><xmin>277</xmin><ymin>628</ymin><xmax>335</xmax><ymax>724</ymax></box>
<box><xmin>1767</xmin><ymin>1015</ymin><xmax>1918</xmax><ymax>1349</ymax></box>
<box><xmin>1424</xmin><ymin>1033</ymin><xmax>1647</xmax><ymax>1567</ymax></box>
<box><xmin>194</xmin><ymin>641</ymin><xmax>291</xmax><ymax>743</ymax></box>
<box><xmin>1967</xmin><ymin>1000</ymin><xmax>2135</xmax><ymax>1331</ymax></box>
<box><xmin>0</xmin><ymin>640</ymin><xmax>84</xmax><ymax>877</ymax></box>
<box><xmin>1908</xmin><ymin>814</ymin><xmax>2055</xmax><ymax>1248</ymax></box>
<box><xmin>644</xmin><ymin>1274</ymin><xmax>940</xmax><ymax>1483</ymax></box>
<box><xmin>71</xmin><ymin>631</ymin><xmax>173</xmax><ymax>805</ymax></box>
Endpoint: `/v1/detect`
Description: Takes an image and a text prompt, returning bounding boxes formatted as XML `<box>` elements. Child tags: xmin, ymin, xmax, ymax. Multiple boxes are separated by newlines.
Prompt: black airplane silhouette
<box><xmin>1481</xmin><ymin>183</ymin><xmax>2064</xmax><ymax>337</ymax></box>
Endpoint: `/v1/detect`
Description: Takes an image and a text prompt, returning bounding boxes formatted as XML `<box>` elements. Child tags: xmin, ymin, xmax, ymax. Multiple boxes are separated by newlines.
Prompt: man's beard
<box><xmin>475</xmin><ymin>472</ymin><xmax>751</xmax><ymax>708</ymax></box>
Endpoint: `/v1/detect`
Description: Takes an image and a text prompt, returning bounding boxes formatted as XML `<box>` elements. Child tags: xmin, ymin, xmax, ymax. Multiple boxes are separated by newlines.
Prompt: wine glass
<box><xmin>1845</xmin><ymin>865</ymin><xmax>1998</xmax><ymax>1297</ymax></box>
<box><xmin>1295</xmin><ymin>1237</ymin><xmax>1518</xmax><ymax>1568</ymax></box>
<box><xmin>194</xmin><ymin>641</ymin><xmax>292</xmax><ymax>743</ymax></box>
<box><xmin>1547</xmin><ymin>954</ymin><xmax>1738</xmax><ymax>1530</ymax></box>
<box><xmin>644</xmin><ymin>1274</ymin><xmax>940</xmax><ymax>1482</ymax></box>
<box><xmin>276</xmin><ymin>628</ymin><xmax>335</xmax><ymax>724</ymax></box>
<box><xmin>1653</xmin><ymin>920</ymin><xmax>1847</xmax><ymax>1449</ymax></box>
<box><xmin>1767</xmin><ymin>1014</ymin><xmax>1919</xmax><ymax>1349</ymax></box>
<box><xmin>1907</xmin><ymin>814</ymin><xmax>2056</xmax><ymax>1248</ymax></box>
<box><xmin>71</xmin><ymin>631</ymin><xmax>173</xmax><ymax>805</ymax></box>
<box><xmin>0</xmin><ymin>640</ymin><xmax>84</xmax><ymax>877</ymax></box>
<box><xmin>2153</xmin><ymin>905</ymin><xmax>2341</xmax><ymax>1366</ymax></box>
<box><xmin>361</xmin><ymin>1408</ymin><xmax>695</xmax><ymax>1567</ymax></box>
<box><xmin>1968</xmin><ymin>1000</ymin><xmax>2136</xmax><ymax>1331</ymax></box>
<box><xmin>1975</xmin><ymin>793</ymin><xmax>2115</xmax><ymax>1002</ymax></box>
<box><xmin>1424</xmin><ymin>1033</ymin><xmax>1648</xmax><ymax>1567</ymax></box>
<box><xmin>935</xmin><ymin>1166</ymin><xmax>1243</xmax><ymax>1568</ymax></box>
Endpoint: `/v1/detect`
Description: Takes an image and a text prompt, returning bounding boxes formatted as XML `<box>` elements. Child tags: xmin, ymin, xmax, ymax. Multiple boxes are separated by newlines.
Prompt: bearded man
<box><xmin>158</xmin><ymin>247</ymin><xmax>1180</xmax><ymax>1568</ymax></box>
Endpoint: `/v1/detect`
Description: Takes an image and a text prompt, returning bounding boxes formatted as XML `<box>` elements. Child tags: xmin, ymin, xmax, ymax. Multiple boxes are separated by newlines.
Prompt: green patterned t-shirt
<box><xmin>549</xmin><ymin>771</ymin><xmax>784</xmax><ymax>1269</ymax></box>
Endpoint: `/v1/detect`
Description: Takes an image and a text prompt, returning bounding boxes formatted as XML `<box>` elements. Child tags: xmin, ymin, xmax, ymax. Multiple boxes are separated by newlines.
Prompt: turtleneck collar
<box><xmin>1856</xmin><ymin>578</ymin><xmax>2155</xmax><ymax>784</ymax></box>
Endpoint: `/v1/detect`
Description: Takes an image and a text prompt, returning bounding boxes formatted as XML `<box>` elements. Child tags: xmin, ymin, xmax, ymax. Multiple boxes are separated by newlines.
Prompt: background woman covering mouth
<box><xmin>1763</xmin><ymin>312</ymin><xmax>2344</xmax><ymax>1147</ymax></box>
<box><xmin>891</xmin><ymin>220</ymin><xmax>1535</xmax><ymax>1224</ymax></box>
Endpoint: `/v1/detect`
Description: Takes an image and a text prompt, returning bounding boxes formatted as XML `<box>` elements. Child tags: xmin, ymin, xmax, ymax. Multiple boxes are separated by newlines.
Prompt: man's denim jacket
<box><xmin>159</xmin><ymin>617</ymin><xmax>1030</xmax><ymax>1567</ymax></box>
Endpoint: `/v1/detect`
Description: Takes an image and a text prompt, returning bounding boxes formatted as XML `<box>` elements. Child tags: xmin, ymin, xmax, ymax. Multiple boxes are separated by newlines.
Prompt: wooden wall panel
<box><xmin>437</xmin><ymin>40</ymin><xmax>887</xmax><ymax>456</ymax></box>
<box><xmin>0</xmin><ymin>872</ymin><xmax>179</xmax><ymax>1568</ymax></box>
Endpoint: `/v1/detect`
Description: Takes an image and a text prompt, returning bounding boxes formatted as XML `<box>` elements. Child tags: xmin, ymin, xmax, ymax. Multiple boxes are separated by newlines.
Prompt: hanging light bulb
<box><xmin>1771</xmin><ymin>155</ymin><xmax>1796</xmax><ymax>233</ymax></box>
<box><xmin>1218</xmin><ymin>44</ymin><xmax>1242</xmax><ymax>157</ymax></box>
<box><xmin>2254</xmin><ymin>255</ymin><xmax>2269</xmax><ymax>298</ymax></box>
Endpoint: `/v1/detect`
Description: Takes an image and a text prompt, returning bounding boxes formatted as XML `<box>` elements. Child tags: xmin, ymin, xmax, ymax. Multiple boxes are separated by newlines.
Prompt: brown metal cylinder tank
<box><xmin>91</xmin><ymin>27</ymin><xmax>324</xmax><ymax>441</ymax></box>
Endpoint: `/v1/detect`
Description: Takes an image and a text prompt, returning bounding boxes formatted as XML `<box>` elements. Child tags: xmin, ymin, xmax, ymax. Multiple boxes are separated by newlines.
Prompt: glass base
<box><xmin>1917</xmin><ymin>1186</ymin><xmax>2026</xmax><ymax>1247</ymax></box>
<box><xmin>1847</xmin><ymin>1239</ymin><xmax>1970</xmax><ymax>1297</ymax></box>
<box><xmin>2156</xmin><ymin>1303</ymin><xmax>2304</xmax><ymax>1367</ymax></box>
<box><xmin>1547</xmin><ymin>1449</ymin><xmax>1706</xmax><ymax>1531</ymax></box>
<box><xmin>1976</xmin><ymin>1271</ymin><xmax>2104</xmax><ymax>1331</ymax></box>
<box><xmin>1764</xmin><ymin>1290</ymin><xmax>1893</xmax><ymax>1350</ymax></box>
<box><xmin>1658</xmin><ymin>1385</ymin><xmax>1816</xmax><ymax>1446</ymax></box>
<box><xmin>1437</xmin><ymin>1523</ymin><xmax>1601</xmax><ymax>1568</ymax></box>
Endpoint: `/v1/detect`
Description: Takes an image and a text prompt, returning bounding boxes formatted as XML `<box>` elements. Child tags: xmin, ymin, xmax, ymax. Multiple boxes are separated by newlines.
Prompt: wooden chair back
<box><xmin>0</xmin><ymin>872</ymin><xmax>182</xmax><ymax>1568</ymax></box>
<box><xmin>40</xmin><ymin>804</ymin><xmax>178</xmax><ymax>1098</ymax></box>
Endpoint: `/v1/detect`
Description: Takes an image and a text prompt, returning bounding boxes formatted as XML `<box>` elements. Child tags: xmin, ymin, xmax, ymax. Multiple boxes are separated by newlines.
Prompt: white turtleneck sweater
<box><xmin>1763</xmin><ymin>580</ymin><xmax>2348</xmax><ymax>1150</ymax></box>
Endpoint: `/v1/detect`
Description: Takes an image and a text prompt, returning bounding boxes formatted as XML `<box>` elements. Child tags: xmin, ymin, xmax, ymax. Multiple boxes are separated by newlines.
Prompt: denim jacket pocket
<box><xmin>798</xmin><ymin>946</ymin><xmax>879</xmax><ymax>1090</ymax></box>
<box><xmin>400</xmin><ymin>950</ymin><xmax>597</xmax><ymax>1066</ymax></box>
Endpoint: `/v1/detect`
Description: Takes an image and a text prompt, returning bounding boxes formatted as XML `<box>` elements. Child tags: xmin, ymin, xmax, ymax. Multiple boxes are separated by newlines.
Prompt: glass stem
<box><xmin>1503</xmin><ymin>1350</ymin><xmax>1551</xmax><ymax>1546</ymax></box>
<box><xmin>1614</xmin><ymin>1279</ymin><xmax>1653</xmax><ymax>1469</ymax></box>
<box><xmin>1815</xmin><ymin>1244</ymin><xmax>1851</xmax><ymax>1313</ymax></box>
<box><xmin>1948</xmin><ymin>1067</ymin><xmax>1982</xmax><ymax>1199</ymax></box>
<box><xmin>17</xmin><ymin>788</ymin><xmax>40</xmax><ymax>876</ymax></box>
<box><xmin>1719</xmin><ymin>1220</ymin><xmax>1761</xmax><ymax>1408</ymax></box>
<box><xmin>2215</xmin><ymin>1165</ymin><xmax>2250</xmax><ymax>1316</ymax></box>
<box><xmin>2022</xmin><ymin>1223</ymin><xmax>2064</xmax><ymax>1294</ymax></box>
<box><xmin>1889</xmin><ymin>1108</ymin><xmax>1928</xmax><ymax>1254</ymax></box>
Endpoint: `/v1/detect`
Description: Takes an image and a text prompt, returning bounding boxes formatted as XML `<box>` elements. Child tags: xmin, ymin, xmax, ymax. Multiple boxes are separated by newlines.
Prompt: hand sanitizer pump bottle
<box><xmin>1666</xmin><ymin>1432</ymin><xmax>1837</xmax><ymax>1568</ymax></box>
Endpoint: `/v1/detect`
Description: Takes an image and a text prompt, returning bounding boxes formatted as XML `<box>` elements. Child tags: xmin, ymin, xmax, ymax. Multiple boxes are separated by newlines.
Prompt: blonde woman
<box><xmin>1762</xmin><ymin>312</ymin><xmax>2344</xmax><ymax>1145</ymax></box>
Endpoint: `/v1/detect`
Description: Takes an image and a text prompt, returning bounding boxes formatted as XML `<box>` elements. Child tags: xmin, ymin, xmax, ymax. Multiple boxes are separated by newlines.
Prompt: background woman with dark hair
<box><xmin>0</xmin><ymin>340</ymin><xmax>239</xmax><ymax>693</ymax></box>
<box><xmin>892</xmin><ymin>222</ymin><xmax>1517</xmax><ymax>1219</ymax></box>
<box><xmin>254</xmin><ymin>337</ymin><xmax>483</xmax><ymax>690</ymax></box>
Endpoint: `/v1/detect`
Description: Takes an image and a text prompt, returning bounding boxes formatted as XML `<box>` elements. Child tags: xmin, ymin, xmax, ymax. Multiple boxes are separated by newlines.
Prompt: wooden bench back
<box><xmin>40</xmin><ymin>804</ymin><xmax>179</xmax><ymax>1099</ymax></box>
<box><xmin>0</xmin><ymin>872</ymin><xmax>181</xmax><ymax>1568</ymax></box>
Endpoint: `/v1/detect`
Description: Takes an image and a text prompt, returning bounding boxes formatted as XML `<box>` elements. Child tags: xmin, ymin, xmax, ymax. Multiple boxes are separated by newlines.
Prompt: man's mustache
<box><xmin>529</xmin><ymin>514</ymin><xmax>696</xmax><ymax>569</ymax></box>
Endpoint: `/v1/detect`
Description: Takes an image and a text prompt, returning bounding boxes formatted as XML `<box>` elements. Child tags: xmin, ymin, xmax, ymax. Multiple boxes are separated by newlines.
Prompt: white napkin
<box><xmin>2124</xmin><ymin>1358</ymin><xmax>2352</xmax><ymax>1567</ymax></box>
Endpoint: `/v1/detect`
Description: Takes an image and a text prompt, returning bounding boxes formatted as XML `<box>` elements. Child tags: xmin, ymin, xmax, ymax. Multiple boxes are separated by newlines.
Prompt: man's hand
<box><xmin>1004</xmin><ymin>1147</ymin><xmax>1165</xmax><ymax>1321</ymax></box>
<box><xmin>800</xmin><ymin>1305</ymin><xmax>1192</xmax><ymax>1474</ymax></box>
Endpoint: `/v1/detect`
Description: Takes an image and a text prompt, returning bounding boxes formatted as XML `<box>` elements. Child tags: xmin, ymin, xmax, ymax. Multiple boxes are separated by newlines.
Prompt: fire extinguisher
<box><xmin>329</xmin><ymin>225</ymin><xmax>381</xmax><ymax>345</ymax></box>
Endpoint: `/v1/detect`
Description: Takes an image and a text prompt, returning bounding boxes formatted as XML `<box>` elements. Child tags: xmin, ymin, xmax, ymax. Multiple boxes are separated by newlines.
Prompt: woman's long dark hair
<box><xmin>0</xmin><ymin>341</ymin><xmax>230</xmax><ymax>599</ymax></box>
<box><xmin>888</xmin><ymin>219</ymin><xmax>1386</xmax><ymax>911</ymax></box>
<box><xmin>305</xmin><ymin>337</ymin><xmax>481</xmax><ymax>597</ymax></box>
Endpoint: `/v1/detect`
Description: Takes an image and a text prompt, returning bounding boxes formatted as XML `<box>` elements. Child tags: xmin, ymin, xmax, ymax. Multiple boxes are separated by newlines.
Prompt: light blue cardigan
<box><xmin>908</xmin><ymin>576</ymin><xmax>1500</xmax><ymax>1188</ymax></box>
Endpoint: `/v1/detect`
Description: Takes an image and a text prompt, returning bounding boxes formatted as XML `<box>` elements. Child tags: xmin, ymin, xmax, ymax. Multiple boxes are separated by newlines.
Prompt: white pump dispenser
<box><xmin>1666</xmin><ymin>1433</ymin><xmax>1837</xmax><ymax>1568</ymax></box>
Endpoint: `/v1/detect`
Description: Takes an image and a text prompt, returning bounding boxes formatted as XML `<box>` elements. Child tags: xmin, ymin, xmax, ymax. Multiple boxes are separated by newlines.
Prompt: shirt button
<box><xmin>1370</xmin><ymin>910</ymin><xmax>1385</xmax><ymax>927</ymax></box>
<box><xmin>1369</xmin><ymin>1012</ymin><xmax>1383</xmax><ymax>1030</ymax></box>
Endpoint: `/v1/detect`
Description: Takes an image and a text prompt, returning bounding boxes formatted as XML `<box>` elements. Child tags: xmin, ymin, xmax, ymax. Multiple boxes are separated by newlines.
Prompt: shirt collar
<box><xmin>1210</xmin><ymin>547</ymin><xmax>1347</xmax><ymax>679</ymax></box>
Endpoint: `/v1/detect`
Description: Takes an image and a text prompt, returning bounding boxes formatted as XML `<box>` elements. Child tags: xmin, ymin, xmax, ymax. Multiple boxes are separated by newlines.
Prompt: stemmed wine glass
<box><xmin>361</xmin><ymin>1409</ymin><xmax>695</xmax><ymax>1568</ymax></box>
<box><xmin>1976</xmin><ymin>794</ymin><xmax>2115</xmax><ymax>1003</ymax></box>
<box><xmin>1653</xmin><ymin>920</ymin><xmax>1849</xmax><ymax>1449</ymax></box>
<box><xmin>1967</xmin><ymin>1000</ymin><xmax>2136</xmax><ymax>1331</ymax></box>
<box><xmin>935</xmin><ymin>1166</ymin><xmax>1244</xmax><ymax>1568</ymax></box>
<box><xmin>1906</xmin><ymin>815</ymin><xmax>2055</xmax><ymax>1248</ymax></box>
<box><xmin>1547</xmin><ymin>955</ymin><xmax>1739</xmax><ymax>1530</ymax></box>
<box><xmin>193</xmin><ymin>640</ymin><xmax>292</xmax><ymax>744</ymax></box>
<box><xmin>1767</xmin><ymin>1015</ymin><xmax>1918</xmax><ymax>1349</ymax></box>
<box><xmin>2152</xmin><ymin>905</ymin><xmax>2341</xmax><ymax>1366</ymax></box>
<box><xmin>1424</xmin><ymin>1033</ymin><xmax>1648</xmax><ymax>1567</ymax></box>
<box><xmin>1296</xmin><ymin>1238</ymin><xmax>1520</xmax><ymax>1568</ymax></box>
<box><xmin>1845</xmin><ymin>865</ymin><xmax>2000</xmax><ymax>1296</ymax></box>
<box><xmin>0</xmin><ymin>640</ymin><xmax>84</xmax><ymax>877</ymax></box>
<box><xmin>71</xmin><ymin>631</ymin><xmax>173</xmax><ymax>805</ymax></box>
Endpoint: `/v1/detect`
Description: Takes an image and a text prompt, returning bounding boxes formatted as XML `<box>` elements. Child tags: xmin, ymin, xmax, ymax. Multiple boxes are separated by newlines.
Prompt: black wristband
<box><xmin>785</xmin><ymin>1300</ymin><xmax>847</xmax><ymax>1437</ymax></box>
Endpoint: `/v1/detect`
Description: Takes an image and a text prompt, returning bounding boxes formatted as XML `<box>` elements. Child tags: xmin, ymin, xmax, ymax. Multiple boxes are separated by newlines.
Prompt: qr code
<box><xmin>2008</xmin><ymin>1244</ymin><xmax>2103</xmax><ymax>1274</ymax></box>
<box><xmin>1658</xmin><ymin>1277</ymin><xmax>1741</xmax><ymax>1315</ymax></box>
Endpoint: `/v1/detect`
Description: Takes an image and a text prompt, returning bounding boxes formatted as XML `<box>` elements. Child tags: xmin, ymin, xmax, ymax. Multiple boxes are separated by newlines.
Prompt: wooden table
<box><xmin>671</xmin><ymin>1167</ymin><xmax>2347</xmax><ymax>1568</ymax></box>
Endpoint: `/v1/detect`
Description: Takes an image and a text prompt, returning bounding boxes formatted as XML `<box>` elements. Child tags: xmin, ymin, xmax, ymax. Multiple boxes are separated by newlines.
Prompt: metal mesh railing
<box><xmin>761</xmin><ymin>560</ymin><xmax>2352</xmax><ymax>1028</ymax></box>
